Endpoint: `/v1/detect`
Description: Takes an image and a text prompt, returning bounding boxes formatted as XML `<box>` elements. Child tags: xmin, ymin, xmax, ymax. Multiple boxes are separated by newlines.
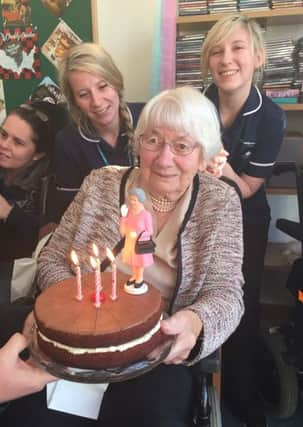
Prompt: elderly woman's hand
<box><xmin>206</xmin><ymin>148</ymin><xmax>229</xmax><ymax>178</ymax></box>
<box><xmin>148</xmin><ymin>310</ymin><xmax>202</xmax><ymax>364</ymax></box>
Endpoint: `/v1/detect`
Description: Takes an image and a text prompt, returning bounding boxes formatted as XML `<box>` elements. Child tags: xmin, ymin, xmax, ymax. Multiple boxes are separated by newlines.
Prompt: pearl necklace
<box><xmin>150</xmin><ymin>194</ymin><xmax>178</xmax><ymax>213</ymax></box>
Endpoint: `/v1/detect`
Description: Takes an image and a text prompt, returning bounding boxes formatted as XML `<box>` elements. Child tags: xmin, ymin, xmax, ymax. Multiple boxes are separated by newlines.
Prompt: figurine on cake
<box><xmin>120</xmin><ymin>187</ymin><xmax>155</xmax><ymax>295</ymax></box>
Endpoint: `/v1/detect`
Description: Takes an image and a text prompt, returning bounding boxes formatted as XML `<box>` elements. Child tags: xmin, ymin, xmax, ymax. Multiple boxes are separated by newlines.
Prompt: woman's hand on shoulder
<box><xmin>0</xmin><ymin>333</ymin><xmax>56</xmax><ymax>403</ymax></box>
<box><xmin>206</xmin><ymin>148</ymin><xmax>229</xmax><ymax>178</ymax></box>
<box><xmin>0</xmin><ymin>194</ymin><xmax>13</xmax><ymax>220</ymax></box>
<box><xmin>147</xmin><ymin>310</ymin><xmax>202</xmax><ymax>364</ymax></box>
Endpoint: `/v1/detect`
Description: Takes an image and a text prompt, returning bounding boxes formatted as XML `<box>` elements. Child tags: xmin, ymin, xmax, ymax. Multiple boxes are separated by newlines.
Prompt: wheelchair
<box><xmin>257</xmin><ymin>162</ymin><xmax>303</xmax><ymax>420</ymax></box>
<box><xmin>192</xmin><ymin>350</ymin><xmax>222</xmax><ymax>427</ymax></box>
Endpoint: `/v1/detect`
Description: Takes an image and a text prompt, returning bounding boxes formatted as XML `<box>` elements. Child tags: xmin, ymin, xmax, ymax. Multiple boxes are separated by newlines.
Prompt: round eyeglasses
<box><xmin>139</xmin><ymin>135</ymin><xmax>198</xmax><ymax>156</ymax></box>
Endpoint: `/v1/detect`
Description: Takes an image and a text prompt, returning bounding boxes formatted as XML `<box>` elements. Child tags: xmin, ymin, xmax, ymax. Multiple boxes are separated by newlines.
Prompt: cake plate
<box><xmin>30</xmin><ymin>330</ymin><xmax>173</xmax><ymax>384</ymax></box>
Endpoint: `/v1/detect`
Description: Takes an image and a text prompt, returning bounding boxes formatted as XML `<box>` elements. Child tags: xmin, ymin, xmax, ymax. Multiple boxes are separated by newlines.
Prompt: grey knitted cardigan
<box><xmin>38</xmin><ymin>166</ymin><xmax>244</xmax><ymax>364</ymax></box>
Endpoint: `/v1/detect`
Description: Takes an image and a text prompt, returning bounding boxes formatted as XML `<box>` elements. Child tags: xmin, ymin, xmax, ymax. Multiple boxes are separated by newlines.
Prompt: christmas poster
<box><xmin>1</xmin><ymin>0</ymin><xmax>32</xmax><ymax>27</ymax></box>
<box><xmin>0</xmin><ymin>27</ymin><xmax>40</xmax><ymax>79</ymax></box>
<box><xmin>42</xmin><ymin>19</ymin><xmax>81</xmax><ymax>68</ymax></box>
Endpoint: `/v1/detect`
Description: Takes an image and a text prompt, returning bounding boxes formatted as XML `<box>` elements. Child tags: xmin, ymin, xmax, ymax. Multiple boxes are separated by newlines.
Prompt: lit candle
<box><xmin>92</xmin><ymin>243</ymin><xmax>100</xmax><ymax>260</ymax></box>
<box><xmin>70</xmin><ymin>250</ymin><xmax>83</xmax><ymax>301</ymax></box>
<box><xmin>90</xmin><ymin>255</ymin><xmax>101</xmax><ymax>308</ymax></box>
<box><xmin>92</xmin><ymin>244</ymin><xmax>102</xmax><ymax>287</ymax></box>
<box><xmin>106</xmin><ymin>248</ymin><xmax>117</xmax><ymax>300</ymax></box>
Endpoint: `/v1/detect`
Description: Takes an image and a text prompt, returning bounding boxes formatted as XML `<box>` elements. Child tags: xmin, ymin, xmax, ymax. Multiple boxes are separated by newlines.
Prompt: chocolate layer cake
<box><xmin>34</xmin><ymin>271</ymin><xmax>164</xmax><ymax>369</ymax></box>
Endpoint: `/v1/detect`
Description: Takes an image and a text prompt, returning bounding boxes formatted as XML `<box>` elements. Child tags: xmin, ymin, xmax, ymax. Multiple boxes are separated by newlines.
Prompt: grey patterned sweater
<box><xmin>38</xmin><ymin>166</ymin><xmax>244</xmax><ymax>364</ymax></box>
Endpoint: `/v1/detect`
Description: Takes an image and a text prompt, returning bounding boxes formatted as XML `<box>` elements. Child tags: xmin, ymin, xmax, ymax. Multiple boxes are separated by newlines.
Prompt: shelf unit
<box><xmin>177</xmin><ymin>7</ymin><xmax>303</xmax><ymax>25</ymax></box>
<box><xmin>281</xmin><ymin>103</ymin><xmax>303</xmax><ymax>111</ymax></box>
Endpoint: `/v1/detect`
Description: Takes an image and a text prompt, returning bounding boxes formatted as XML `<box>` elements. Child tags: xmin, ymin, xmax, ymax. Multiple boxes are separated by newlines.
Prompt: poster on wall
<box><xmin>41</xmin><ymin>19</ymin><xmax>81</xmax><ymax>68</ymax></box>
<box><xmin>0</xmin><ymin>81</ymin><xmax>7</xmax><ymax>123</ymax></box>
<box><xmin>1</xmin><ymin>0</ymin><xmax>32</xmax><ymax>27</ymax></box>
<box><xmin>40</xmin><ymin>0</ymin><xmax>73</xmax><ymax>18</ymax></box>
<box><xmin>0</xmin><ymin>27</ymin><xmax>41</xmax><ymax>79</ymax></box>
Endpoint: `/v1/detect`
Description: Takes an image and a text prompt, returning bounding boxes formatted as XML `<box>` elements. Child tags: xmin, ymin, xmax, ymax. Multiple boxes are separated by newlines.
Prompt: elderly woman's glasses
<box><xmin>140</xmin><ymin>135</ymin><xmax>198</xmax><ymax>156</ymax></box>
<box><xmin>20</xmin><ymin>104</ymin><xmax>49</xmax><ymax>123</ymax></box>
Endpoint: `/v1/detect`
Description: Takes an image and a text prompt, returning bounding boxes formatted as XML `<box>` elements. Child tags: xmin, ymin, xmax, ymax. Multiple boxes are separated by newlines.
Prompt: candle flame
<box><xmin>70</xmin><ymin>250</ymin><xmax>79</xmax><ymax>266</ymax></box>
<box><xmin>106</xmin><ymin>248</ymin><xmax>115</xmax><ymax>262</ymax></box>
<box><xmin>92</xmin><ymin>243</ymin><xmax>99</xmax><ymax>258</ymax></box>
<box><xmin>90</xmin><ymin>256</ymin><xmax>98</xmax><ymax>270</ymax></box>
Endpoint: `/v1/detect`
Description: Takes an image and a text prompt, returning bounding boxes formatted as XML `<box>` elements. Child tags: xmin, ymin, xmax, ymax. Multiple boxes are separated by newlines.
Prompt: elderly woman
<box><xmin>35</xmin><ymin>86</ymin><xmax>244</xmax><ymax>427</ymax></box>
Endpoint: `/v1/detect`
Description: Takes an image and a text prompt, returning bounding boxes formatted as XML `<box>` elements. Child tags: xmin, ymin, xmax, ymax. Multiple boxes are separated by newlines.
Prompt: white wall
<box><xmin>96</xmin><ymin>0</ymin><xmax>158</xmax><ymax>102</ymax></box>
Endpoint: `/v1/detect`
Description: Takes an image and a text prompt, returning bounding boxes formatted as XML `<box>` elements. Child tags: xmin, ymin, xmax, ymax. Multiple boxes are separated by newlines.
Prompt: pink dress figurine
<box><xmin>120</xmin><ymin>188</ymin><xmax>154</xmax><ymax>295</ymax></box>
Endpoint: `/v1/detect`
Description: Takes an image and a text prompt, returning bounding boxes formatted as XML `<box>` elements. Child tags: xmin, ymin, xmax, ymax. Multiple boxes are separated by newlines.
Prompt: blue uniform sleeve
<box><xmin>244</xmin><ymin>100</ymin><xmax>286</xmax><ymax>179</ymax></box>
<box><xmin>54</xmin><ymin>127</ymin><xmax>85</xmax><ymax>191</ymax></box>
<box><xmin>51</xmin><ymin>126</ymin><xmax>86</xmax><ymax>221</ymax></box>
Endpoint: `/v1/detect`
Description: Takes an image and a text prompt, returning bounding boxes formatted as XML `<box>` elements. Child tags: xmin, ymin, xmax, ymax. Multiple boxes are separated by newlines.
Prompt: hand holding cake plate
<box><xmin>30</xmin><ymin>327</ymin><xmax>173</xmax><ymax>384</ymax></box>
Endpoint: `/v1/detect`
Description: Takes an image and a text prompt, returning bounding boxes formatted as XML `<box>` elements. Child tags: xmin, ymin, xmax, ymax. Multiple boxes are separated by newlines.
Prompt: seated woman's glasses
<box><xmin>140</xmin><ymin>135</ymin><xmax>198</xmax><ymax>156</ymax></box>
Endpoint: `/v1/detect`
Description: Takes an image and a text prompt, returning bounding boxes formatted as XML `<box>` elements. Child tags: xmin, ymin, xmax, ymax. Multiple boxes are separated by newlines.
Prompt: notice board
<box><xmin>0</xmin><ymin>0</ymin><xmax>98</xmax><ymax>113</ymax></box>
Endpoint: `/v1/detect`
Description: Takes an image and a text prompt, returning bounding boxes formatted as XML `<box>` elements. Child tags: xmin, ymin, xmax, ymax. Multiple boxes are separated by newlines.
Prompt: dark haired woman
<box><xmin>0</xmin><ymin>104</ymin><xmax>52</xmax><ymax>260</ymax></box>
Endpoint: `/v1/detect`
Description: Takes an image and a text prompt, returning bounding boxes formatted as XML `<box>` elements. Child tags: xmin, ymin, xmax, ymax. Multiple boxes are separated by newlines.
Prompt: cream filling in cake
<box><xmin>38</xmin><ymin>315</ymin><xmax>163</xmax><ymax>355</ymax></box>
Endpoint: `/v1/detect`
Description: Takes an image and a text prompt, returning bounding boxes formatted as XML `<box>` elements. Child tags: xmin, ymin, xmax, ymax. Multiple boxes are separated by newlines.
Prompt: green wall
<box><xmin>0</xmin><ymin>0</ymin><xmax>93</xmax><ymax>111</ymax></box>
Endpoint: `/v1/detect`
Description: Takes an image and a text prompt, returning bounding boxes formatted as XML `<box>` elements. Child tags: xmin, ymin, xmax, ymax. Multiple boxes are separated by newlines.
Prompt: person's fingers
<box><xmin>2</xmin><ymin>333</ymin><xmax>28</xmax><ymax>357</ymax></box>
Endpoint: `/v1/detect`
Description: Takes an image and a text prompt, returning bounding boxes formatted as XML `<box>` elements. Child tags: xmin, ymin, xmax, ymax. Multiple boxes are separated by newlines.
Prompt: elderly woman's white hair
<box><xmin>135</xmin><ymin>86</ymin><xmax>222</xmax><ymax>160</ymax></box>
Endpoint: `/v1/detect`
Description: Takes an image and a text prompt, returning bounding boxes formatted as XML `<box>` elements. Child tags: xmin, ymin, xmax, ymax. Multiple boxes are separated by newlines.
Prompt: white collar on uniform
<box><xmin>243</xmin><ymin>85</ymin><xmax>263</xmax><ymax>117</ymax></box>
<box><xmin>77</xmin><ymin>105</ymin><xmax>133</xmax><ymax>143</ymax></box>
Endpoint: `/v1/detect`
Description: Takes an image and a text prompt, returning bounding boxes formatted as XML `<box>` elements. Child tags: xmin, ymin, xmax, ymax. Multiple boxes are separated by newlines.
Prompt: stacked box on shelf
<box><xmin>262</xmin><ymin>38</ymin><xmax>298</xmax><ymax>103</ymax></box>
<box><xmin>271</xmin><ymin>0</ymin><xmax>303</xmax><ymax>10</ymax></box>
<box><xmin>176</xmin><ymin>33</ymin><xmax>205</xmax><ymax>89</ymax></box>
<box><xmin>264</xmin><ymin>88</ymin><xmax>300</xmax><ymax>103</ymax></box>
<box><xmin>238</xmin><ymin>0</ymin><xmax>270</xmax><ymax>11</ymax></box>
<box><xmin>207</xmin><ymin>0</ymin><xmax>238</xmax><ymax>14</ymax></box>
<box><xmin>178</xmin><ymin>0</ymin><xmax>208</xmax><ymax>16</ymax></box>
<box><xmin>293</xmin><ymin>37</ymin><xmax>303</xmax><ymax>102</ymax></box>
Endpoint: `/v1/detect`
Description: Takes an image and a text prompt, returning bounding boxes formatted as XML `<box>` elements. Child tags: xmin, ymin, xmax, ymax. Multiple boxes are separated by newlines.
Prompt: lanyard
<box><xmin>96</xmin><ymin>142</ymin><xmax>132</xmax><ymax>166</ymax></box>
<box><xmin>79</xmin><ymin>126</ymin><xmax>132</xmax><ymax>166</ymax></box>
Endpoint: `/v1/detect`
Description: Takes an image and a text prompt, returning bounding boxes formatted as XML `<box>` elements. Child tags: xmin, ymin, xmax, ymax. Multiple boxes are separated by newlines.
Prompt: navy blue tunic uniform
<box><xmin>206</xmin><ymin>84</ymin><xmax>285</xmax><ymax>224</ymax></box>
<box><xmin>206</xmin><ymin>83</ymin><xmax>285</xmax><ymax>425</ymax></box>
<box><xmin>51</xmin><ymin>102</ymin><xmax>144</xmax><ymax>222</ymax></box>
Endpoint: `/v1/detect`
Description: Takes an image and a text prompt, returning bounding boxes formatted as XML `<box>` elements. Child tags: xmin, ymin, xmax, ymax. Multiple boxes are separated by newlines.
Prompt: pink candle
<box><xmin>90</xmin><ymin>256</ymin><xmax>101</xmax><ymax>308</ymax></box>
<box><xmin>106</xmin><ymin>248</ymin><xmax>117</xmax><ymax>300</ymax></box>
<box><xmin>70</xmin><ymin>250</ymin><xmax>83</xmax><ymax>301</ymax></box>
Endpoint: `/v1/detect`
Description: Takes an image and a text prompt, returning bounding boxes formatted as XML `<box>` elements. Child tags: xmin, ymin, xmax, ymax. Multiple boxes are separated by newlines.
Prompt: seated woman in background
<box><xmin>0</xmin><ymin>104</ymin><xmax>52</xmax><ymax>260</ymax></box>
<box><xmin>52</xmin><ymin>42</ymin><xmax>144</xmax><ymax>222</ymax></box>
<box><xmin>34</xmin><ymin>86</ymin><xmax>244</xmax><ymax>427</ymax></box>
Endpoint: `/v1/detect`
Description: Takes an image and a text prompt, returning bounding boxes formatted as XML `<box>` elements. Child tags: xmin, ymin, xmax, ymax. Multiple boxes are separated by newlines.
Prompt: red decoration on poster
<box><xmin>0</xmin><ymin>26</ymin><xmax>40</xmax><ymax>80</ymax></box>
